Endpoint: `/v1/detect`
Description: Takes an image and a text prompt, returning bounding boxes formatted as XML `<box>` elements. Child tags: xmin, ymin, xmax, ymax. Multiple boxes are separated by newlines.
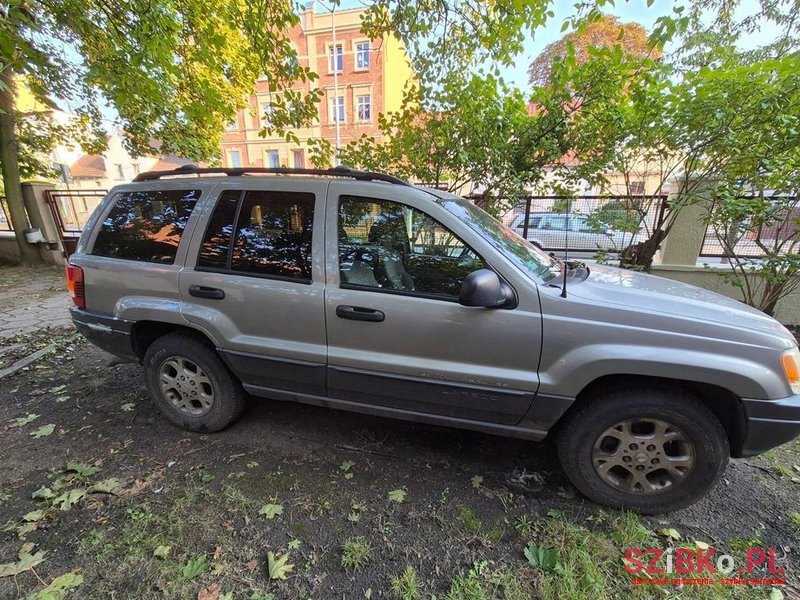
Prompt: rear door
<box><xmin>324</xmin><ymin>181</ymin><xmax>542</xmax><ymax>425</ymax></box>
<box><xmin>179</xmin><ymin>179</ymin><xmax>328</xmax><ymax>396</ymax></box>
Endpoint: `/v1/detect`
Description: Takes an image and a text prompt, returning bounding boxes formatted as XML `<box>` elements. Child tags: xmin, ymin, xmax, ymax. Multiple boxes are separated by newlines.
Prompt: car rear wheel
<box><xmin>143</xmin><ymin>333</ymin><xmax>246</xmax><ymax>432</ymax></box>
<box><xmin>557</xmin><ymin>387</ymin><xmax>729</xmax><ymax>514</ymax></box>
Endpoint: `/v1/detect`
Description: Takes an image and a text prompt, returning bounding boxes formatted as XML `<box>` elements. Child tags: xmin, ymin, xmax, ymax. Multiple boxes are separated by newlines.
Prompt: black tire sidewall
<box><xmin>558</xmin><ymin>390</ymin><xmax>729</xmax><ymax>513</ymax></box>
<box><xmin>143</xmin><ymin>334</ymin><xmax>244</xmax><ymax>432</ymax></box>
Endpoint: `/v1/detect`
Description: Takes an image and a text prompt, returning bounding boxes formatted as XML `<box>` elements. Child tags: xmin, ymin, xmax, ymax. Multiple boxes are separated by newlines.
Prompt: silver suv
<box><xmin>67</xmin><ymin>165</ymin><xmax>800</xmax><ymax>513</ymax></box>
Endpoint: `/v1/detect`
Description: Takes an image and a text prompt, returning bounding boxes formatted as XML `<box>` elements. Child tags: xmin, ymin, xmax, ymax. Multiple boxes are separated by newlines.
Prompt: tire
<box><xmin>143</xmin><ymin>333</ymin><xmax>246</xmax><ymax>432</ymax></box>
<box><xmin>556</xmin><ymin>387</ymin><xmax>729</xmax><ymax>514</ymax></box>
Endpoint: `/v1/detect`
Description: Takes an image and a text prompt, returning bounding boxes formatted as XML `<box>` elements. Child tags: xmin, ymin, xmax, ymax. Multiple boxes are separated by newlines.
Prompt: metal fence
<box><xmin>0</xmin><ymin>197</ymin><xmax>11</xmax><ymax>232</ymax></box>
<box><xmin>493</xmin><ymin>195</ymin><xmax>668</xmax><ymax>255</ymax></box>
<box><xmin>45</xmin><ymin>189</ymin><xmax>107</xmax><ymax>234</ymax></box>
<box><xmin>700</xmin><ymin>197</ymin><xmax>800</xmax><ymax>259</ymax></box>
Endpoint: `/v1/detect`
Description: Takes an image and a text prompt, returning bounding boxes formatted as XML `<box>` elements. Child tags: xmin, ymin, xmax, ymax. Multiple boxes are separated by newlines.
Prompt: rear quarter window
<box><xmin>92</xmin><ymin>189</ymin><xmax>200</xmax><ymax>264</ymax></box>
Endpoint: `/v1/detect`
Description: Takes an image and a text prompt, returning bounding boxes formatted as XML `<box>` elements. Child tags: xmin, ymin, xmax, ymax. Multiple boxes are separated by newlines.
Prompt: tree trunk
<box><xmin>0</xmin><ymin>71</ymin><xmax>42</xmax><ymax>265</ymax></box>
<box><xmin>619</xmin><ymin>229</ymin><xmax>667</xmax><ymax>272</ymax></box>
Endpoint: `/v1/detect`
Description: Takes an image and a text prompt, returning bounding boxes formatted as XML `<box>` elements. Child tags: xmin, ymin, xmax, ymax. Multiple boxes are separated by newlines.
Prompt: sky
<box><xmin>331</xmin><ymin>0</ymin><xmax>766</xmax><ymax>90</ymax></box>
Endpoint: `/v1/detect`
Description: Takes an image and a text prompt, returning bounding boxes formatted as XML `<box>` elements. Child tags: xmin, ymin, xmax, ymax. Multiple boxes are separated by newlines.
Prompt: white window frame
<box><xmin>356</xmin><ymin>94</ymin><xmax>371</xmax><ymax>122</ymax></box>
<box><xmin>330</xmin><ymin>96</ymin><xmax>345</xmax><ymax>124</ymax></box>
<box><xmin>355</xmin><ymin>41</ymin><xmax>370</xmax><ymax>71</ymax></box>
<box><xmin>292</xmin><ymin>149</ymin><xmax>305</xmax><ymax>169</ymax></box>
<box><xmin>261</xmin><ymin>102</ymin><xmax>274</xmax><ymax>128</ymax></box>
<box><xmin>228</xmin><ymin>150</ymin><xmax>242</xmax><ymax>168</ymax></box>
<box><xmin>328</xmin><ymin>43</ymin><xmax>343</xmax><ymax>73</ymax></box>
<box><xmin>267</xmin><ymin>150</ymin><xmax>280</xmax><ymax>168</ymax></box>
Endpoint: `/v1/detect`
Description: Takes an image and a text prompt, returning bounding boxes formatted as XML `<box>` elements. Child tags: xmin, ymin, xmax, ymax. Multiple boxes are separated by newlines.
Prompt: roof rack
<box><xmin>132</xmin><ymin>164</ymin><xmax>411</xmax><ymax>186</ymax></box>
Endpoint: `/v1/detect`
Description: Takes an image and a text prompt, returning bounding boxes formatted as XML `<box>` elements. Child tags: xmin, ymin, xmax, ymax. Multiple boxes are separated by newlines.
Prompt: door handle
<box><xmin>189</xmin><ymin>285</ymin><xmax>225</xmax><ymax>300</ymax></box>
<box><xmin>336</xmin><ymin>305</ymin><xmax>385</xmax><ymax>322</ymax></box>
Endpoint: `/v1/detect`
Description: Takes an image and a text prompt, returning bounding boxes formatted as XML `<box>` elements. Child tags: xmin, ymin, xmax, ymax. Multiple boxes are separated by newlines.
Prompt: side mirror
<box><xmin>459</xmin><ymin>269</ymin><xmax>514</xmax><ymax>308</ymax></box>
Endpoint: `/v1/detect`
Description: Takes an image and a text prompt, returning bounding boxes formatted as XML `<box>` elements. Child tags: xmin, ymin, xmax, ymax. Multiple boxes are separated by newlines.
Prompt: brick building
<box><xmin>220</xmin><ymin>4</ymin><xmax>414</xmax><ymax>169</ymax></box>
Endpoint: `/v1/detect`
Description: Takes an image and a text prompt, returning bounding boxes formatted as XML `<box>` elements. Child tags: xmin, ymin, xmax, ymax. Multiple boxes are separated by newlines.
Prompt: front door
<box><xmin>180</xmin><ymin>180</ymin><xmax>328</xmax><ymax>396</ymax></box>
<box><xmin>324</xmin><ymin>182</ymin><xmax>542</xmax><ymax>425</ymax></box>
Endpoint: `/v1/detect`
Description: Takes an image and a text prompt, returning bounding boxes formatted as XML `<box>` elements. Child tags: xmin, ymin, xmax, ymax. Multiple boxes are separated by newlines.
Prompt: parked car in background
<box><xmin>67</xmin><ymin>165</ymin><xmax>800</xmax><ymax>514</ymax></box>
<box><xmin>509</xmin><ymin>212</ymin><xmax>640</xmax><ymax>252</ymax></box>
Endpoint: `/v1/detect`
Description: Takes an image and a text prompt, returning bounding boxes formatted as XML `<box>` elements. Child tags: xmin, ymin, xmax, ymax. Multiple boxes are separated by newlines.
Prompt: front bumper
<box><xmin>740</xmin><ymin>394</ymin><xmax>800</xmax><ymax>457</ymax></box>
<box><xmin>70</xmin><ymin>308</ymin><xmax>137</xmax><ymax>361</ymax></box>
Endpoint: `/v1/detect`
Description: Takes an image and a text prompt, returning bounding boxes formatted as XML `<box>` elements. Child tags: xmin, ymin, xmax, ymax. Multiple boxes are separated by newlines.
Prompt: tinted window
<box><xmin>230</xmin><ymin>191</ymin><xmax>315</xmax><ymax>281</ymax></box>
<box><xmin>92</xmin><ymin>189</ymin><xmax>200</xmax><ymax>264</ymax></box>
<box><xmin>198</xmin><ymin>190</ymin><xmax>240</xmax><ymax>270</ymax></box>
<box><xmin>339</xmin><ymin>196</ymin><xmax>485</xmax><ymax>298</ymax></box>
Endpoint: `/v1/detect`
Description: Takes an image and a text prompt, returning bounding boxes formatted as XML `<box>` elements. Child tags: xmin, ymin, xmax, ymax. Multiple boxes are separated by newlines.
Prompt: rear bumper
<box><xmin>739</xmin><ymin>395</ymin><xmax>800</xmax><ymax>457</ymax></box>
<box><xmin>70</xmin><ymin>308</ymin><xmax>137</xmax><ymax>361</ymax></box>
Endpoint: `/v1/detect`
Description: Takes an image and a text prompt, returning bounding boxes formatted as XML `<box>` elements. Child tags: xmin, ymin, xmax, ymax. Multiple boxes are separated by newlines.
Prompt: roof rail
<box><xmin>132</xmin><ymin>164</ymin><xmax>411</xmax><ymax>186</ymax></box>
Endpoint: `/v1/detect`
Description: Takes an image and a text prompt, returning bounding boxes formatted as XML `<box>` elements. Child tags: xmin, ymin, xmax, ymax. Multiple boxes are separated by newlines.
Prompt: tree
<box><xmin>310</xmin><ymin>74</ymin><xmax>574</xmax><ymax>213</ymax></box>
<box><xmin>528</xmin><ymin>15</ymin><xmax>654</xmax><ymax>88</ymax></box>
<box><xmin>0</xmin><ymin>0</ymin><xmax>320</xmax><ymax>264</ymax></box>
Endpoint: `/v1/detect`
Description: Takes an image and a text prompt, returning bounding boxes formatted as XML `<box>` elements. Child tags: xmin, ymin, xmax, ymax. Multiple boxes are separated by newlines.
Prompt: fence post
<box><xmin>21</xmin><ymin>182</ymin><xmax>67</xmax><ymax>266</ymax></box>
<box><xmin>521</xmin><ymin>196</ymin><xmax>533</xmax><ymax>240</ymax></box>
<box><xmin>658</xmin><ymin>179</ymin><xmax>713</xmax><ymax>266</ymax></box>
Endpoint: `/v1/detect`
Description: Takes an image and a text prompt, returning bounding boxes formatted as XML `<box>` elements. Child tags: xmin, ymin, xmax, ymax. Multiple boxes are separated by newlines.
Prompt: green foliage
<box><xmin>181</xmin><ymin>555</ymin><xmax>209</xmax><ymax>580</ymax></box>
<box><xmin>390</xmin><ymin>566</ymin><xmax>420</xmax><ymax>600</ymax></box>
<box><xmin>340</xmin><ymin>536</ymin><xmax>372</xmax><ymax>572</ymax></box>
<box><xmin>522</xmin><ymin>543</ymin><xmax>557</xmax><ymax>571</ymax></box>
<box><xmin>266</xmin><ymin>551</ymin><xmax>294</xmax><ymax>580</ymax></box>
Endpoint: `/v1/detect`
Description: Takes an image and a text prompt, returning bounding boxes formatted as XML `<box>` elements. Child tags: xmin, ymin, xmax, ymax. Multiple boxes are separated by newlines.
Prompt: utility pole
<box><xmin>319</xmin><ymin>0</ymin><xmax>341</xmax><ymax>165</ymax></box>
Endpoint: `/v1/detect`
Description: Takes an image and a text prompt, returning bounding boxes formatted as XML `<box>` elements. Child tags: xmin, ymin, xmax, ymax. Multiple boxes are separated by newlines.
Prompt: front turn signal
<box><xmin>781</xmin><ymin>348</ymin><xmax>800</xmax><ymax>394</ymax></box>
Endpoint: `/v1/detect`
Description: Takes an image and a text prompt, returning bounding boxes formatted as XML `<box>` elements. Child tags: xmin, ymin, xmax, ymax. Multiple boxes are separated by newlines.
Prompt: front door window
<box><xmin>337</xmin><ymin>195</ymin><xmax>485</xmax><ymax>298</ymax></box>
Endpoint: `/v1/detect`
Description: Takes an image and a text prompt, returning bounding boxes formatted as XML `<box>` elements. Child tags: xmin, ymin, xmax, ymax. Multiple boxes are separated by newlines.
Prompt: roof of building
<box><xmin>69</xmin><ymin>154</ymin><xmax>106</xmax><ymax>179</ymax></box>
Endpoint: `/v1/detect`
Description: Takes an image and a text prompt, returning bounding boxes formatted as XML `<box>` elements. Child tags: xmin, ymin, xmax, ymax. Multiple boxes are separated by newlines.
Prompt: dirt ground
<box><xmin>1</xmin><ymin>330</ymin><xmax>799</xmax><ymax>600</ymax></box>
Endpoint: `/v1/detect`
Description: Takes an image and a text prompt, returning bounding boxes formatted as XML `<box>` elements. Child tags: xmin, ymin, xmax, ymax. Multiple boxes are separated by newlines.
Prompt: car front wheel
<box><xmin>557</xmin><ymin>387</ymin><xmax>729</xmax><ymax>514</ymax></box>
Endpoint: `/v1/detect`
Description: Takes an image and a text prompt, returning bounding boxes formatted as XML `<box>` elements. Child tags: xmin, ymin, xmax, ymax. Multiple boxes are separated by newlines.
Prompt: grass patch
<box><xmin>789</xmin><ymin>511</ymin><xmax>800</xmax><ymax>533</ymax></box>
<box><xmin>459</xmin><ymin>505</ymin><xmax>481</xmax><ymax>535</ymax></box>
<box><xmin>390</xmin><ymin>566</ymin><xmax>420</xmax><ymax>600</ymax></box>
<box><xmin>341</xmin><ymin>536</ymin><xmax>372</xmax><ymax>571</ymax></box>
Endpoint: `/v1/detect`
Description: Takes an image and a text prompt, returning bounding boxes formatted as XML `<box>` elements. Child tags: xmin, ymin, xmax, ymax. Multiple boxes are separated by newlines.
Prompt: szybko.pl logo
<box><xmin>624</xmin><ymin>547</ymin><xmax>786</xmax><ymax>587</ymax></box>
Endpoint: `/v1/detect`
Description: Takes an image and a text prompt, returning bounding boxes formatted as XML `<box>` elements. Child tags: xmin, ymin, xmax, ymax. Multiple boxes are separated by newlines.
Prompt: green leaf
<box><xmin>523</xmin><ymin>543</ymin><xmax>558</xmax><ymax>571</ymax></box>
<box><xmin>10</xmin><ymin>414</ymin><xmax>39</xmax><ymax>427</ymax></box>
<box><xmin>27</xmin><ymin>572</ymin><xmax>83</xmax><ymax>600</ymax></box>
<box><xmin>769</xmin><ymin>589</ymin><xmax>784</xmax><ymax>600</ymax></box>
<box><xmin>30</xmin><ymin>424</ymin><xmax>55</xmax><ymax>438</ymax></box>
<box><xmin>89</xmin><ymin>478</ymin><xmax>124</xmax><ymax>495</ymax></box>
<box><xmin>266</xmin><ymin>551</ymin><xmax>294</xmax><ymax>580</ymax></box>
<box><xmin>153</xmin><ymin>545</ymin><xmax>171</xmax><ymax>559</ymax></box>
<box><xmin>182</xmin><ymin>556</ymin><xmax>209</xmax><ymax>580</ymax></box>
<box><xmin>66</xmin><ymin>462</ymin><xmax>101</xmax><ymax>478</ymax></box>
<box><xmin>388</xmin><ymin>488</ymin><xmax>407</xmax><ymax>503</ymax></box>
<box><xmin>121</xmin><ymin>403</ymin><xmax>136</xmax><ymax>412</ymax></box>
<box><xmin>52</xmin><ymin>489</ymin><xmax>87</xmax><ymax>511</ymax></box>
<box><xmin>32</xmin><ymin>486</ymin><xmax>56</xmax><ymax>500</ymax></box>
<box><xmin>201</xmin><ymin>474</ymin><xmax>215</xmax><ymax>483</ymax></box>
<box><xmin>0</xmin><ymin>543</ymin><xmax>46</xmax><ymax>577</ymax></box>
<box><xmin>259</xmin><ymin>504</ymin><xmax>284</xmax><ymax>519</ymax></box>
<box><xmin>471</xmin><ymin>475</ymin><xmax>483</xmax><ymax>488</ymax></box>
<box><xmin>23</xmin><ymin>509</ymin><xmax>47</xmax><ymax>523</ymax></box>
<box><xmin>658</xmin><ymin>527</ymin><xmax>682</xmax><ymax>541</ymax></box>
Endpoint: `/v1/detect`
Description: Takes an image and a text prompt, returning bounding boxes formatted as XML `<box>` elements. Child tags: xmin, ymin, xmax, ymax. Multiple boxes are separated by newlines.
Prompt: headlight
<box><xmin>781</xmin><ymin>348</ymin><xmax>800</xmax><ymax>394</ymax></box>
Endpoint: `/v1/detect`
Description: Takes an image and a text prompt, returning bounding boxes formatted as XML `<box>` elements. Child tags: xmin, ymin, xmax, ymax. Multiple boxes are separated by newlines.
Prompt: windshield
<box><xmin>437</xmin><ymin>195</ymin><xmax>560</xmax><ymax>283</ymax></box>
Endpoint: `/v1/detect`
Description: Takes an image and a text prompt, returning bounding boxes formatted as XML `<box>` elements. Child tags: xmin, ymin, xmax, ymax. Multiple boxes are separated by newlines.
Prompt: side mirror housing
<box><xmin>459</xmin><ymin>269</ymin><xmax>515</xmax><ymax>308</ymax></box>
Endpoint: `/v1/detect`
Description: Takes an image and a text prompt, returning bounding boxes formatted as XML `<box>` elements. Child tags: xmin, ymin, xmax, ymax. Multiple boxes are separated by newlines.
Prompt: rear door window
<box><xmin>197</xmin><ymin>190</ymin><xmax>315</xmax><ymax>283</ymax></box>
<box><xmin>92</xmin><ymin>189</ymin><xmax>200</xmax><ymax>264</ymax></box>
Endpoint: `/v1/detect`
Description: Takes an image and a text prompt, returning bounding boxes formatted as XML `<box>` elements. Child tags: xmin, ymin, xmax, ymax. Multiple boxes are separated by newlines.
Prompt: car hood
<box><xmin>568</xmin><ymin>263</ymin><xmax>795</xmax><ymax>343</ymax></box>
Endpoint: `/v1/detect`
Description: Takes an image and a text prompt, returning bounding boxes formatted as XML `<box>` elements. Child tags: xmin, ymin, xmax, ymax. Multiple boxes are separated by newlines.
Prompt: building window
<box><xmin>329</xmin><ymin>44</ymin><xmax>343</xmax><ymax>73</ymax></box>
<box><xmin>292</xmin><ymin>150</ymin><xmax>305</xmax><ymax>169</ymax></box>
<box><xmin>355</xmin><ymin>42</ymin><xmax>370</xmax><ymax>70</ymax></box>
<box><xmin>356</xmin><ymin>94</ymin><xmax>371</xmax><ymax>122</ymax></box>
<box><xmin>226</xmin><ymin>118</ymin><xmax>238</xmax><ymax>131</ymax></box>
<box><xmin>267</xmin><ymin>150</ymin><xmax>280</xmax><ymax>168</ymax></box>
<box><xmin>132</xmin><ymin>163</ymin><xmax>140</xmax><ymax>175</ymax></box>
<box><xmin>261</xmin><ymin>103</ymin><xmax>274</xmax><ymax>128</ymax></box>
<box><xmin>229</xmin><ymin>150</ymin><xmax>242</xmax><ymax>168</ymax></box>
<box><xmin>629</xmin><ymin>181</ymin><xmax>645</xmax><ymax>195</ymax></box>
<box><xmin>330</xmin><ymin>97</ymin><xmax>345</xmax><ymax>123</ymax></box>
<box><xmin>115</xmin><ymin>164</ymin><xmax>125</xmax><ymax>179</ymax></box>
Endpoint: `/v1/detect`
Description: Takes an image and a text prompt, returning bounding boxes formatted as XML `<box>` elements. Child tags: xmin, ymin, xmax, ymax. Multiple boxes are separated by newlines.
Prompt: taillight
<box><xmin>66</xmin><ymin>264</ymin><xmax>85</xmax><ymax>308</ymax></box>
